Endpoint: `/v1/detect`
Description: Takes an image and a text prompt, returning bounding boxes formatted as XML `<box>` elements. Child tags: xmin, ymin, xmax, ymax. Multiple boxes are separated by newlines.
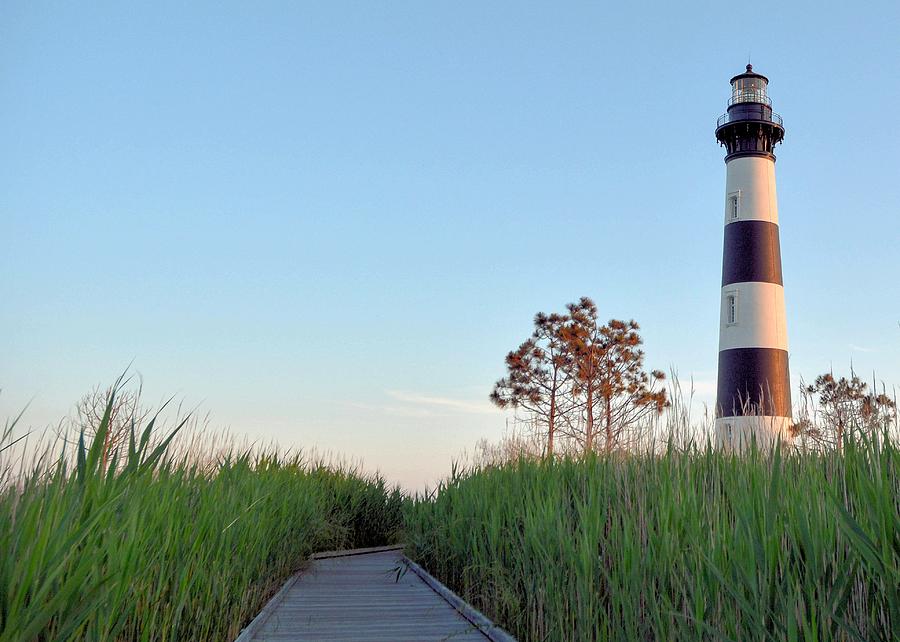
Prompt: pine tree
<box><xmin>492</xmin><ymin>297</ymin><xmax>668</xmax><ymax>455</ymax></box>
<box><xmin>490</xmin><ymin>312</ymin><xmax>571</xmax><ymax>457</ymax></box>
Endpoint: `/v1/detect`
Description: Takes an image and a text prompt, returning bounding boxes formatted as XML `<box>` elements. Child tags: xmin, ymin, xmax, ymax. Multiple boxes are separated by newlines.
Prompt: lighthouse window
<box><xmin>728</xmin><ymin>192</ymin><xmax>740</xmax><ymax>220</ymax></box>
<box><xmin>725</xmin><ymin>291</ymin><xmax>738</xmax><ymax>325</ymax></box>
<box><xmin>732</xmin><ymin>77</ymin><xmax>768</xmax><ymax>105</ymax></box>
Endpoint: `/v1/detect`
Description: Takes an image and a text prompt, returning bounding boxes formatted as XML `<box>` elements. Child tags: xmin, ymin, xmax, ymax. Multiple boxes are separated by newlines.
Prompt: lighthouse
<box><xmin>714</xmin><ymin>65</ymin><xmax>792</xmax><ymax>448</ymax></box>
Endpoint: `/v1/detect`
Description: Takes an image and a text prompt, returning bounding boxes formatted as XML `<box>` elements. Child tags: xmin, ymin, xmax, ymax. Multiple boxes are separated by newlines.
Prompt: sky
<box><xmin>2</xmin><ymin>2</ymin><xmax>898</xmax><ymax>489</ymax></box>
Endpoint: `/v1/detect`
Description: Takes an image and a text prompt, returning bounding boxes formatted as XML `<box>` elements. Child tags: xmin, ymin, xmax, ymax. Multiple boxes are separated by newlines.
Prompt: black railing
<box><xmin>717</xmin><ymin>110</ymin><xmax>783</xmax><ymax>128</ymax></box>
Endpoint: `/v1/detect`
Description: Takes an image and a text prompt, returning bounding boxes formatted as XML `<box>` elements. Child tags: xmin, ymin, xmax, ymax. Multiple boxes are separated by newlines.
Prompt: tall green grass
<box><xmin>5</xmin><ymin>385</ymin><xmax>898</xmax><ymax>641</ymax></box>
<box><xmin>406</xmin><ymin>437</ymin><xmax>899</xmax><ymax>641</ymax></box>
<box><xmin>0</xmin><ymin>395</ymin><xmax>403</xmax><ymax>641</ymax></box>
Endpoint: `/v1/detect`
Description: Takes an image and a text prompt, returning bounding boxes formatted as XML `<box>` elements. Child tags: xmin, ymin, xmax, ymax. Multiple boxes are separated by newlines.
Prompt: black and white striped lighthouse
<box><xmin>714</xmin><ymin>65</ymin><xmax>792</xmax><ymax>448</ymax></box>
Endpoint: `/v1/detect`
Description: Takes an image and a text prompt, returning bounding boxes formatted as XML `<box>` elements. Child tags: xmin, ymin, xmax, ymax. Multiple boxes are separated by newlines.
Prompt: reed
<box><xmin>406</xmin><ymin>436</ymin><xmax>899</xmax><ymax>641</ymax></box>
<box><xmin>0</xmin><ymin>394</ymin><xmax>403</xmax><ymax>641</ymax></box>
<box><xmin>4</xmin><ymin>381</ymin><xmax>897</xmax><ymax>641</ymax></box>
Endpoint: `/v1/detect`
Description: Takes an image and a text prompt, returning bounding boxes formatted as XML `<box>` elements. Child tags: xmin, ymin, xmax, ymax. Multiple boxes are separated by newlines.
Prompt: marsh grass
<box><xmin>4</xmin><ymin>378</ymin><xmax>898</xmax><ymax>641</ymax></box>
<box><xmin>406</xmin><ymin>435</ymin><xmax>899</xmax><ymax>641</ymax></box>
<box><xmin>0</xmin><ymin>393</ymin><xmax>403</xmax><ymax>641</ymax></box>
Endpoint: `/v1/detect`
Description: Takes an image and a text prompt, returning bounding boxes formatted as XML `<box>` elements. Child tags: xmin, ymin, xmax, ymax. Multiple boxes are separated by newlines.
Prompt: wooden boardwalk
<box><xmin>235</xmin><ymin>545</ymin><xmax>516</xmax><ymax>642</ymax></box>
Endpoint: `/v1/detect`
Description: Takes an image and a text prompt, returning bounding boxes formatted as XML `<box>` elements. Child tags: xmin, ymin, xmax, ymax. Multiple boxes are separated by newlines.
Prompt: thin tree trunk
<box><xmin>585</xmin><ymin>388</ymin><xmax>594</xmax><ymax>454</ymax></box>
<box><xmin>605</xmin><ymin>394</ymin><xmax>613</xmax><ymax>452</ymax></box>
<box><xmin>547</xmin><ymin>372</ymin><xmax>556</xmax><ymax>458</ymax></box>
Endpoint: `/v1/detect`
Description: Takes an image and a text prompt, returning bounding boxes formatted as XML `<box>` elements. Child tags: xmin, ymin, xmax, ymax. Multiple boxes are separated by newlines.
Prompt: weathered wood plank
<box><xmin>311</xmin><ymin>544</ymin><xmax>405</xmax><ymax>559</ymax></box>
<box><xmin>235</xmin><ymin>548</ymin><xmax>515</xmax><ymax>642</ymax></box>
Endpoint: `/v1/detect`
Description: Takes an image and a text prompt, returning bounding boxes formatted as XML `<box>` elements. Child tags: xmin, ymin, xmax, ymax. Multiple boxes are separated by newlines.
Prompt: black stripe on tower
<box><xmin>716</xmin><ymin>348</ymin><xmax>792</xmax><ymax>418</ymax></box>
<box><xmin>722</xmin><ymin>220</ymin><xmax>783</xmax><ymax>286</ymax></box>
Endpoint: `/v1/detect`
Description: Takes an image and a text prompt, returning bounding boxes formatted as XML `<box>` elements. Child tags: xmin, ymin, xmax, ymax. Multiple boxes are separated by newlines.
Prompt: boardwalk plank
<box><xmin>237</xmin><ymin>548</ymin><xmax>515</xmax><ymax>642</ymax></box>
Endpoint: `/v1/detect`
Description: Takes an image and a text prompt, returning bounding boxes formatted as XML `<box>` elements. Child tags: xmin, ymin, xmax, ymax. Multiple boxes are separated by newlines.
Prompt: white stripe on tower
<box><xmin>714</xmin><ymin>65</ymin><xmax>792</xmax><ymax>450</ymax></box>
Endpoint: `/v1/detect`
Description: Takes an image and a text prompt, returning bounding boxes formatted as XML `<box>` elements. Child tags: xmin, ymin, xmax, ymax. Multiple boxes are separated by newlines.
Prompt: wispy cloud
<box><xmin>345</xmin><ymin>401</ymin><xmax>435</xmax><ymax>418</ymax></box>
<box><xmin>850</xmin><ymin>344</ymin><xmax>875</xmax><ymax>353</ymax></box>
<box><xmin>385</xmin><ymin>390</ymin><xmax>498</xmax><ymax>415</ymax></box>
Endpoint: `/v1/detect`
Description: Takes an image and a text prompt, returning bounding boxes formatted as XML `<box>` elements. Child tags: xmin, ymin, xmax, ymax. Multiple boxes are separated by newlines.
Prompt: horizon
<box><xmin>3</xmin><ymin>2</ymin><xmax>898</xmax><ymax>489</ymax></box>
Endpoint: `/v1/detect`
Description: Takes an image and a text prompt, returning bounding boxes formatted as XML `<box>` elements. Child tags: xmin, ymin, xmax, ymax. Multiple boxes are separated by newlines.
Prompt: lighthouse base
<box><xmin>715</xmin><ymin>416</ymin><xmax>793</xmax><ymax>452</ymax></box>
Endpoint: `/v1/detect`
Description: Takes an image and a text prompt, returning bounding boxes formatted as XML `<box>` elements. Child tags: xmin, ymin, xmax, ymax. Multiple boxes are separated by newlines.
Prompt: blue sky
<box><xmin>2</xmin><ymin>2</ymin><xmax>898</xmax><ymax>488</ymax></box>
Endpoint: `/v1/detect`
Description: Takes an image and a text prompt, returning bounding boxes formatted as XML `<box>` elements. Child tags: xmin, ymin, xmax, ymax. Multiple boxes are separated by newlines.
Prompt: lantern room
<box><xmin>730</xmin><ymin>64</ymin><xmax>770</xmax><ymax>106</ymax></box>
